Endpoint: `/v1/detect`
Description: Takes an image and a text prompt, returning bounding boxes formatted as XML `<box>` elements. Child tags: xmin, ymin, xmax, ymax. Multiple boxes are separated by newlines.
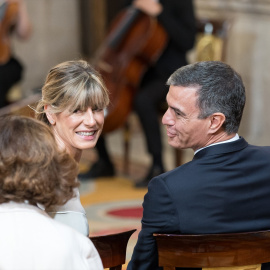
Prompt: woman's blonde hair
<box><xmin>0</xmin><ymin>114</ymin><xmax>79</xmax><ymax>208</ymax></box>
<box><xmin>35</xmin><ymin>59</ymin><xmax>109</xmax><ymax>125</ymax></box>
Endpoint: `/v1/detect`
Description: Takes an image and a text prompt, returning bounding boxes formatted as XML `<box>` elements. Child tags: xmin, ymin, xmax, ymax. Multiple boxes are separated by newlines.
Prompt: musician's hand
<box><xmin>15</xmin><ymin>0</ymin><xmax>32</xmax><ymax>39</ymax></box>
<box><xmin>132</xmin><ymin>0</ymin><xmax>163</xmax><ymax>17</ymax></box>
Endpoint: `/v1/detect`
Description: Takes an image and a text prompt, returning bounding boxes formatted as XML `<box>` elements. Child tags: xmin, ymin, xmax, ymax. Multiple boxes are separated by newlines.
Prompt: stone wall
<box><xmin>12</xmin><ymin>0</ymin><xmax>81</xmax><ymax>96</ymax></box>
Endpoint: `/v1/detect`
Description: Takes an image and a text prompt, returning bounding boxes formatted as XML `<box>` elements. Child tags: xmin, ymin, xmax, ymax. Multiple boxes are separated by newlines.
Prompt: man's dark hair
<box><xmin>167</xmin><ymin>61</ymin><xmax>246</xmax><ymax>134</ymax></box>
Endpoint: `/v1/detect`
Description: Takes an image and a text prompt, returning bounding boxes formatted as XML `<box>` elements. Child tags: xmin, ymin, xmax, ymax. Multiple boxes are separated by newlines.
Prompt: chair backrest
<box><xmin>154</xmin><ymin>230</ymin><xmax>270</xmax><ymax>270</ymax></box>
<box><xmin>195</xmin><ymin>17</ymin><xmax>231</xmax><ymax>62</ymax></box>
<box><xmin>0</xmin><ymin>93</ymin><xmax>41</xmax><ymax>117</ymax></box>
<box><xmin>89</xmin><ymin>229</ymin><xmax>136</xmax><ymax>270</ymax></box>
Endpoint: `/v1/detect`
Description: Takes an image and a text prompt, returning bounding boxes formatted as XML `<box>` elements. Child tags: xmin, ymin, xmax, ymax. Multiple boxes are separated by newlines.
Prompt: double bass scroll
<box><xmin>92</xmin><ymin>6</ymin><xmax>168</xmax><ymax>134</ymax></box>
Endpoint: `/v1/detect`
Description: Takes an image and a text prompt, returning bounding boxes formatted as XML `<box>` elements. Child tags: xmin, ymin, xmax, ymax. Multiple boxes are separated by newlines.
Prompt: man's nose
<box><xmin>162</xmin><ymin>108</ymin><xmax>174</xmax><ymax>126</ymax></box>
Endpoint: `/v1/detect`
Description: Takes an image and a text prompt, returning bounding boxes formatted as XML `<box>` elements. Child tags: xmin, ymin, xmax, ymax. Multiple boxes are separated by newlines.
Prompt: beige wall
<box><xmin>12</xmin><ymin>0</ymin><xmax>81</xmax><ymax>96</ymax></box>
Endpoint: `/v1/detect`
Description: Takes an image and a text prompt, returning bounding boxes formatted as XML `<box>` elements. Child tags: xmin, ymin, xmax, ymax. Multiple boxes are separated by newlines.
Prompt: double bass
<box><xmin>92</xmin><ymin>6</ymin><xmax>168</xmax><ymax>134</ymax></box>
<box><xmin>0</xmin><ymin>1</ymin><xmax>19</xmax><ymax>65</ymax></box>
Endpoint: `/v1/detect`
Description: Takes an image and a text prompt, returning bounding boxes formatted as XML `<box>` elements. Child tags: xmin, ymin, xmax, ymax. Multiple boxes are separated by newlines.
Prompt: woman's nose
<box><xmin>84</xmin><ymin>108</ymin><xmax>96</xmax><ymax>126</ymax></box>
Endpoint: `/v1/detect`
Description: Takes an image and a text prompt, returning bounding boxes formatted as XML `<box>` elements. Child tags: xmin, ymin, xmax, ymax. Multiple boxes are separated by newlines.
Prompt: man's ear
<box><xmin>208</xmin><ymin>113</ymin><xmax>226</xmax><ymax>134</ymax></box>
<box><xmin>44</xmin><ymin>105</ymin><xmax>56</xmax><ymax>125</ymax></box>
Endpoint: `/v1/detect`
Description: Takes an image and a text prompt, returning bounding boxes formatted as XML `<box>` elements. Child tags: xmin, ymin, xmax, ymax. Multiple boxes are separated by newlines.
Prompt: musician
<box><xmin>0</xmin><ymin>0</ymin><xmax>31</xmax><ymax>108</ymax></box>
<box><xmin>80</xmin><ymin>0</ymin><xmax>196</xmax><ymax>188</ymax></box>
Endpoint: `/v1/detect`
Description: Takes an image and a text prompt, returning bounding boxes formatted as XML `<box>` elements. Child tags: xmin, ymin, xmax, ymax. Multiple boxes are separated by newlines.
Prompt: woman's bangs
<box><xmin>68</xmin><ymin>82</ymin><xmax>107</xmax><ymax>112</ymax></box>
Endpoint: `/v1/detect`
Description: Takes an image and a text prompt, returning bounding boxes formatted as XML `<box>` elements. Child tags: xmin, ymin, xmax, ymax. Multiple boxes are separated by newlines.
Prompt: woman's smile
<box><xmin>49</xmin><ymin>107</ymin><xmax>104</xmax><ymax>159</ymax></box>
<box><xmin>75</xmin><ymin>130</ymin><xmax>98</xmax><ymax>140</ymax></box>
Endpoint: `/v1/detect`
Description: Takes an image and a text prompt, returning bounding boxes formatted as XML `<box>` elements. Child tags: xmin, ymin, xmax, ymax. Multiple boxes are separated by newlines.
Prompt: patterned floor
<box><xmin>79</xmin><ymin>176</ymin><xmax>145</xmax><ymax>265</ymax></box>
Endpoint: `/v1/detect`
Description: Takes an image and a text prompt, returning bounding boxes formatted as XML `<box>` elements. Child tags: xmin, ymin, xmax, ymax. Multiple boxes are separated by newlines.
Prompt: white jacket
<box><xmin>0</xmin><ymin>201</ymin><xmax>103</xmax><ymax>270</ymax></box>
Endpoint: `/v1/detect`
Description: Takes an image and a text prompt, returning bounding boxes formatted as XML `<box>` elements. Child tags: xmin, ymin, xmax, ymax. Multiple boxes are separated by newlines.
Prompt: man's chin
<box><xmin>167</xmin><ymin>138</ymin><xmax>180</xmax><ymax>149</ymax></box>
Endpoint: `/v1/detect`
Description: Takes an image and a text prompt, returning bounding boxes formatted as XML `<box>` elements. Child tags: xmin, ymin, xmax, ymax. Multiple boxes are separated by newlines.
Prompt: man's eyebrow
<box><xmin>169</xmin><ymin>105</ymin><xmax>186</xmax><ymax>117</ymax></box>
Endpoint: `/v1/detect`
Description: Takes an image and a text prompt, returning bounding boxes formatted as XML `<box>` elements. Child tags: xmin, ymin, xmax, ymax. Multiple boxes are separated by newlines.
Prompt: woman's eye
<box><xmin>93</xmin><ymin>107</ymin><xmax>103</xmax><ymax>112</ymax></box>
<box><xmin>73</xmin><ymin>109</ymin><xmax>82</xmax><ymax>113</ymax></box>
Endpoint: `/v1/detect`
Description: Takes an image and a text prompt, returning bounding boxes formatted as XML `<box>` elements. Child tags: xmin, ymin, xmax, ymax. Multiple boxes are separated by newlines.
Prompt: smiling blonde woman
<box><xmin>35</xmin><ymin>59</ymin><xmax>109</xmax><ymax>236</ymax></box>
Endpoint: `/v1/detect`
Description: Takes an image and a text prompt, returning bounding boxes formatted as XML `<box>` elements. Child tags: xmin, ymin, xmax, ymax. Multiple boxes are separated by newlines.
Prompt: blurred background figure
<box><xmin>0</xmin><ymin>114</ymin><xmax>103</xmax><ymax>270</ymax></box>
<box><xmin>0</xmin><ymin>0</ymin><xmax>31</xmax><ymax>108</ymax></box>
<box><xmin>80</xmin><ymin>0</ymin><xmax>196</xmax><ymax>188</ymax></box>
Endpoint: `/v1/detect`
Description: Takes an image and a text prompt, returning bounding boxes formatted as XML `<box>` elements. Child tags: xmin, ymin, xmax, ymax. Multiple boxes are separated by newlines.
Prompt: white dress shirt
<box><xmin>46</xmin><ymin>186</ymin><xmax>89</xmax><ymax>236</ymax></box>
<box><xmin>195</xmin><ymin>134</ymin><xmax>240</xmax><ymax>155</ymax></box>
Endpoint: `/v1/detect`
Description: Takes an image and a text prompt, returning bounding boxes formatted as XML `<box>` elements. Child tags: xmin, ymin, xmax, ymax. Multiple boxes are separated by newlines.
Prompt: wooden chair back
<box><xmin>90</xmin><ymin>229</ymin><xmax>136</xmax><ymax>270</ymax></box>
<box><xmin>154</xmin><ymin>230</ymin><xmax>270</xmax><ymax>270</ymax></box>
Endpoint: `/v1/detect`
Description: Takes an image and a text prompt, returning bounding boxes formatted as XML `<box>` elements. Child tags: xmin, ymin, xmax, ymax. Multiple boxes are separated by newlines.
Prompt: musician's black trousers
<box><xmin>133</xmin><ymin>67</ymin><xmax>169</xmax><ymax>161</ymax></box>
<box><xmin>0</xmin><ymin>57</ymin><xmax>23</xmax><ymax>108</ymax></box>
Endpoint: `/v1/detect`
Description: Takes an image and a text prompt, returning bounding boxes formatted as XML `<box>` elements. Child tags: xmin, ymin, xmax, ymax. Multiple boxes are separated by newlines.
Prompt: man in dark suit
<box><xmin>127</xmin><ymin>61</ymin><xmax>270</xmax><ymax>270</ymax></box>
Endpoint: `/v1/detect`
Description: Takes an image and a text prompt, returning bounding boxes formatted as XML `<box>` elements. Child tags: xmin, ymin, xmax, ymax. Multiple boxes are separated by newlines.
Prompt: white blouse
<box><xmin>41</xmin><ymin>186</ymin><xmax>89</xmax><ymax>236</ymax></box>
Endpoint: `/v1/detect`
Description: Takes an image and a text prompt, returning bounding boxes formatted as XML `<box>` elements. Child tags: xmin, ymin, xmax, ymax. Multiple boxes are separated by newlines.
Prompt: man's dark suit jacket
<box><xmin>127</xmin><ymin>137</ymin><xmax>270</xmax><ymax>270</ymax></box>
